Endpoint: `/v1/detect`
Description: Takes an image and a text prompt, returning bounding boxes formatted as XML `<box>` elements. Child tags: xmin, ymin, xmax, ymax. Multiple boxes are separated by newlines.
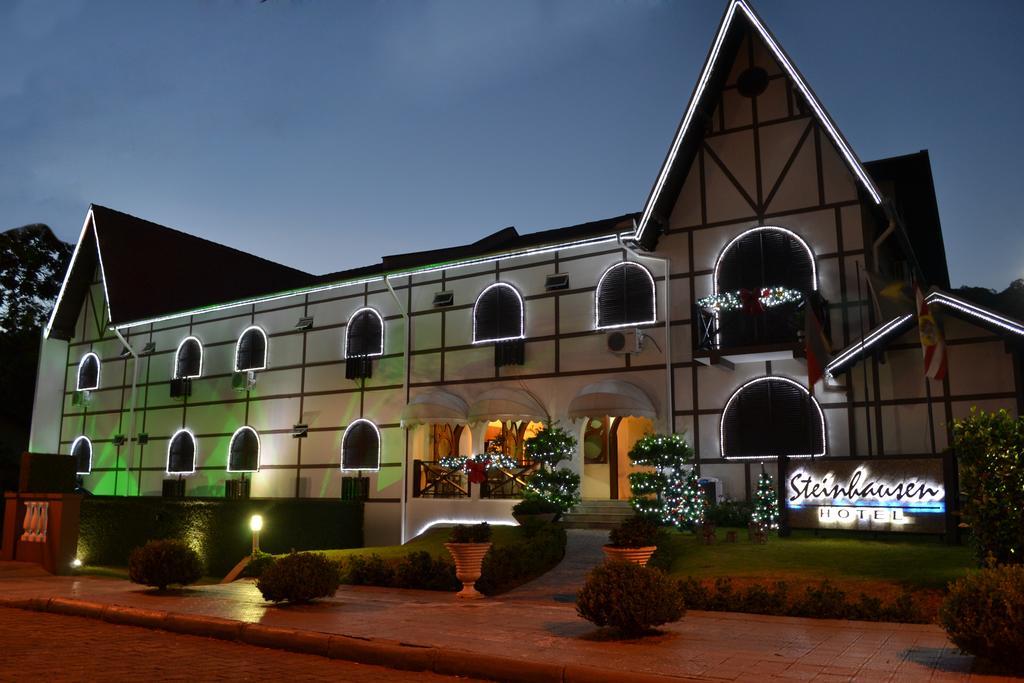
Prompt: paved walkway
<box><xmin>0</xmin><ymin>562</ymin><xmax>1012</xmax><ymax>682</ymax></box>
<box><xmin>0</xmin><ymin>606</ymin><xmax>478</xmax><ymax>682</ymax></box>
<box><xmin>504</xmin><ymin>529</ymin><xmax>607</xmax><ymax>603</ymax></box>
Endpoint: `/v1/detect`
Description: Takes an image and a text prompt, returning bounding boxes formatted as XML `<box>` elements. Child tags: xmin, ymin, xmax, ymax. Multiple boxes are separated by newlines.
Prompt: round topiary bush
<box><xmin>939</xmin><ymin>565</ymin><xmax>1024</xmax><ymax>672</ymax></box>
<box><xmin>128</xmin><ymin>539</ymin><xmax>203</xmax><ymax>591</ymax></box>
<box><xmin>576</xmin><ymin>561</ymin><xmax>685</xmax><ymax>636</ymax></box>
<box><xmin>256</xmin><ymin>551</ymin><xmax>342</xmax><ymax>604</ymax></box>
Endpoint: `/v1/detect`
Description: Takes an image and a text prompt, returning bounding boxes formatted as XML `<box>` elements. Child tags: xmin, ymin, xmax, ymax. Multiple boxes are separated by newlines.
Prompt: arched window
<box><xmin>473</xmin><ymin>283</ymin><xmax>524</xmax><ymax>343</ymax></box>
<box><xmin>345</xmin><ymin>308</ymin><xmax>384</xmax><ymax>358</ymax></box>
<box><xmin>166</xmin><ymin>429</ymin><xmax>197</xmax><ymax>475</ymax></box>
<box><xmin>228</xmin><ymin>426</ymin><xmax>260</xmax><ymax>472</ymax></box>
<box><xmin>234</xmin><ymin>326</ymin><xmax>267</xmax><ymax>372</ymax></box>
<box><xmin>70</xmin><ymin>436</ymin><xmax>92</xmax><ymax>475</ymax></box>
<box><xmin>720</xmin><ymin>376</ymin><xmax>825</xmax><ymax>460</ymax></box>
<box><xmin>712</xmin><ymin>226</ymin><xmax>816</xmax><ymax>348</ymax></box>
<box><xmin>77</xmin><ymin>352</ymin><xmax>100</xmax><ymax>391</ymax></box>
<box><xmin>595</xmin><ymin>262</ymin><xmax>656</xmax><ymax>329</ymax></box>
<box><xmin>341</xmin><ymin>419</ymin><xmax>380</xmax><ymax>471</ymax></box>
<box><xmin>174</xmin><ymin>337</ymin><xmax>203</xmax><ymax>379</ymax></box>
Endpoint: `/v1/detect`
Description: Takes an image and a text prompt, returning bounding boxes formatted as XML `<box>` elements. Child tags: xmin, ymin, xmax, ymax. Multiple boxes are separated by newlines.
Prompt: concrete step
<box><xmin>561</xmin><ymin>520</ymin><xmax>619</xmax><ymax>530</ymax></box>
<box><xmin>562</xmin><ymin>512</ymin><xmax>634</xmax><ymax>523</ymax></box>
<box><xmin>562</xmin><ymin>500</ymin><xmax>635</xmax><ymax>529</ymax></box>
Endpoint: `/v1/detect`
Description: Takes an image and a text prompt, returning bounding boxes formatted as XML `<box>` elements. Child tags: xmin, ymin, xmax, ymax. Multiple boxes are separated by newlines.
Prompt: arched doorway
<box><xmin>581</xmin><ymin>415</ymin><xmax>654</xmax><ymax>500</ymax></box>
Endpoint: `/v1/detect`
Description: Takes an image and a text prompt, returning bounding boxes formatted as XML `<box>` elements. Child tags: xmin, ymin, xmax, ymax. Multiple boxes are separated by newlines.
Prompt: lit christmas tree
<box><xmin>751</xmin><ymin>471</ymin><xmax>779</xmax><ymax>531</ymax></box>
<box><xmin>664</xmin><ymin>467</ymin><xmax>704</xmax><ymax>530</ymax></box>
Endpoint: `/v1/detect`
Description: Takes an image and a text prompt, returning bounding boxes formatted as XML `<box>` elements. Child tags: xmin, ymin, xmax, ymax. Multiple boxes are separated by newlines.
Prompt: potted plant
<box><xmin>444</xmin><ymin>523</ymin><xmax>492</xmax><ymax>599</ymax></box>
<box><xmin>603</xmin><ymin>515</ymin><xmax>661</xmax><ymax>566</ymax></box>
<box><xmin>512</xmin><ymin>497</ymin><xmax>560</xmax><ymax>525</ymax></box>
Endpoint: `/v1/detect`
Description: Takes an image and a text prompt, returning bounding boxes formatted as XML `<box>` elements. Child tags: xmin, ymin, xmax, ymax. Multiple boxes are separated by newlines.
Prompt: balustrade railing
<box><xmin>20</xmin><ymin>500</ymin><xmax>49</xmax><ymax>543</ymax></box>
<box><xmin>480</xmin><ymin>462</ymin><xmax>540</xmax><ymax>499</ymax></box>
<box><xmin>412</xmin><ymin>460</ymin><xmax>471</xmax><ymax>498</ymax></box>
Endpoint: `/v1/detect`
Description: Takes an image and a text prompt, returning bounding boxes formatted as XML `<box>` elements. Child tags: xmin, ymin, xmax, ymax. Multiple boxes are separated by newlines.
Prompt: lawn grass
<box><xmin>661</xmin><ymin>527</ymin><xmax>973</xmax><ymax>589</ymax></box>
<box><xmin>75</xmin><ymin>565</ymin><xmax>221</xmax><ymax>585</ymax></box>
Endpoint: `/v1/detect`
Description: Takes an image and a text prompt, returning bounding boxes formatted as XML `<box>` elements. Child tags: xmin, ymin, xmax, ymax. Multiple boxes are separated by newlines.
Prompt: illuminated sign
<box><xmin>784</xmin><ymin>458</ymin><xmax>946</xmax><ymax>533</ymax></box>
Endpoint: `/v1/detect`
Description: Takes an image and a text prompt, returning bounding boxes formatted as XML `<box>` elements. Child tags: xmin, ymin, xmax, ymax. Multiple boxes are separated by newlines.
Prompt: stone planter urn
<box><xmin>445</xmin><ymin>542</ymin><xmax>492</xmax><ymax>599</ymax></box>
<box><xmin>602</xmin><ymin>545</ymin><xmax>657</xmax><ymax>566</ymax></box>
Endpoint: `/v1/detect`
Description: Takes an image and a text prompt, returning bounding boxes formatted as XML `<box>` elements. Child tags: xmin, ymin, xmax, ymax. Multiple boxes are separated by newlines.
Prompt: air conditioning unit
<box><xmin>71</xmin><ymin>390</ymin><xmax>91</xmax><ymax>406</ymax></box>
<box><xmin>232</xmin><ymin>370</ymin><xmax>256</xmax><ymax>392</ymax></box>
<box><xmin>606</xmin><ymin>329</ymin><xmax>644</xmax><ymax>355</ymax></box>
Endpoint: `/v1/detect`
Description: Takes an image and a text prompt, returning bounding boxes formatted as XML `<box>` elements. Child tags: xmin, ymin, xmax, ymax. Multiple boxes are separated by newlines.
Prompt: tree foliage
<box><xmin>952</xmin><ymin>408</ymin><xmax>1024</xmax><ymax>564</ymax></box>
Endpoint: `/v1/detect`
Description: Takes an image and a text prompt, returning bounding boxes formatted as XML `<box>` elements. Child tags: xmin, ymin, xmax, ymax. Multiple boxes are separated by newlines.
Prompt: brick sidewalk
<box><xmin>0</xmin><ymin>564</ymin><xmax>1012</xmax><ymax>682</ymax></box>
<box><xmin>0</xmin><ymin>606</ymin><xmax>479</xmax><ymax>682</ymax></box>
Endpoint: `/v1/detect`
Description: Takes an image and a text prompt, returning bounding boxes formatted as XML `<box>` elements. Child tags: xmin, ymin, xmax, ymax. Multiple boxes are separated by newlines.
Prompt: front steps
<box><xmin>561</xmin><ymin>500</ymin><xmax>634</xmax><ymax>530</ymax></box>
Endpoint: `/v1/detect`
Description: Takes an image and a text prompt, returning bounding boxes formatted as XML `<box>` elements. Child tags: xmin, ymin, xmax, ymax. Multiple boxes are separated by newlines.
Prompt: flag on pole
<box><xmin>804</xmin><ymin>296</ymin><xmax>832</xmax><ymax>391</ymax></box>
<box><xmin>864</xmin><ymin>270</ymin><xmax>915</xmax><ymax>321</ymax></box>
<box><xmin>916</xmin><ymin>284</ymin><xmax>947</xmax><ymax>381</ymax></box>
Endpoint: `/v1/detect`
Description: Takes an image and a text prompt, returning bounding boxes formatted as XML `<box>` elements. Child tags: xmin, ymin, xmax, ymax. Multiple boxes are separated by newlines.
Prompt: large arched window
<box><xmin>473</xmin><ymin>283</ymin><xmax>524</xmax><ymax>343</ymax></box>
<box><xmin>70</xmin><ymin>435</ymin><xmax>92</xmax><ymax>475</ymax></box>
<box><xmin>166</xmin><ymin>429</ymin><xmax>197</xmax><ymax>475</ymax></box>
<box><xmin>595</xmin><ymin>262</ymin><xmax>656</xmax><ymax>329</ymax></box>
<box><xmin>720</xmin><ymin>376</ymin><xmax>825</xmax><ymax>460</ymax></box>
<box><xmin>341</xmin><ymin>419</ymin><xmax>380</xmax><ymax>471</ymax></box>
<box><xmin>174</xmin><ymin>337</ymin><xmax>203</xmax><ymax>379</ymax></box>
<box><xmin>344</xmin><ymin>308</ymin><xmax>384</xmax><ymax>380</ymax></box>
<box><xmin>77</xmin><ymin>352</ymin><xmax>100</xmax><ymax>391</ymax></box>
<box><xmin>711</xmin><ymin>226</ymin><xmax>816</xmax><ymax>348</ymax></box>
<box><xmin>227</xmin><ymin>426</ymin><xmax>260</xmax><ymax>472</ymax></box>
<box><xmin>234</xmin><ymin>326</ymin><xmax>267</xmax><ymax>372</ymax></box>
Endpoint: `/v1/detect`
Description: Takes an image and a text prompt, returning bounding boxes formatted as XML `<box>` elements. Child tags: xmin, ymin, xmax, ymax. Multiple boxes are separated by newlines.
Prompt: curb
<box><xmin>0</xmin><ymin>597</ymin><xmax>695</xmax><ymax>682</ymax></box>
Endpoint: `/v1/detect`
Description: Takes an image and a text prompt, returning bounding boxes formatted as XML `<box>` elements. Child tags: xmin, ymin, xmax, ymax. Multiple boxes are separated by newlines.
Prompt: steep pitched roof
<box><xmin>634</xmin><ymin>0</ymin><xmax>883</xmax><ymax>247</ymax></box>
<box><xmin>46</xmin><ymin>205</ymin><xmax>316</xmax><ymax>339</ymax></box>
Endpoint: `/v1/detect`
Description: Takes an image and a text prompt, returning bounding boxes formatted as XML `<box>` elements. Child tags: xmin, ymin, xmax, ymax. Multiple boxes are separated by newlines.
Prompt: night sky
<box><xmin>1</xmin><ymin>0</ymin><xmax>1021</xmax><ymax>289</ymax></box>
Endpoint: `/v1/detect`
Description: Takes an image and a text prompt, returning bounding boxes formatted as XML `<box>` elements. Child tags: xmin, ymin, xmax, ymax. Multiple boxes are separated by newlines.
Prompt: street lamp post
<box><xmin>250</xmin><ymin>514</ymin><xmax>263</xmax><ymax>557</ymax></box>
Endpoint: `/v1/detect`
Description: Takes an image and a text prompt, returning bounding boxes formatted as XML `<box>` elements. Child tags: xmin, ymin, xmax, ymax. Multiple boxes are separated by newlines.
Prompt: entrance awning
<box><xmin>400</xmin><ymin>390</ymin><xmax>470</xmax><ymax>428</ymax></box>
<box><xmin>468</xmin><ymin>387</ymin><xmax>547</xmax><ymax>424</ymax></box>
<box><xmin>567</xmin><ymin>380</ymin><xmax>657</xmax><ymax>420</ymax></box>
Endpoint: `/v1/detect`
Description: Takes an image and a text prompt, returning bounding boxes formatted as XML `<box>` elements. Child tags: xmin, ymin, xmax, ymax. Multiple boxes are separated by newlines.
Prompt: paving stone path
<box><xmin>504</xmin><ymin>529</ymin><xmax>607</xmax><ymax>603</ymax></box>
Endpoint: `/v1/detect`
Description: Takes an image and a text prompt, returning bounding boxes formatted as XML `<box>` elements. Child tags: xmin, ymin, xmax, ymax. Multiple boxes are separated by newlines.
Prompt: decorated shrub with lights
<box><xmin>939</xmin><ymin>564</ymin><xmax>1024</xmax><ymax>672</ymax></box>
<box><xmin>525</xmin><ymin>468</ymin><xmax>581</xmax><ymax>514</ymax></box>
<box><xmin>128</xmin><ymin>539</ymin><xmax>203</xmax><ymax>591</ymax></box>
<box><xmin>663</xmin><ymin>468</ymin><xmax>704</xmax><ymax>530</ymax></box>
<box><xmin>952</xmin><ymin>408</ymin><xmax>1024</xmax><ymax>564</ymax></box>
<box><xmin>627</xmin><ymin>433</ymin><xmax>694</xmax><ymax>522</ymax></box>
<box><xmin>751</xmin><ymin>471</ymin><xmax>780</xmax><ymax>531</ymax></box>
<box><xmin>256</xmin><ymin>551</ymin><xmax>342</xmax><ymax>604</ymax></box>
<box><xmin>524</xmin><ymin>423</ymin><xmax>577</xmax><ymax>468</ymax></box>
<box><xmin>576</xmin><ymin>562</ymin><xmax>685</xmax><ymax>636</ymax></box>
<box><xmin>512</xmin><ymin>497</ymin><xmax>561</xmax><ymax>516</ymax></box>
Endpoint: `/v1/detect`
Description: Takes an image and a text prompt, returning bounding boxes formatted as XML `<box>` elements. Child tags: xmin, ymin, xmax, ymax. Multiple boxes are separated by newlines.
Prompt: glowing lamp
<box><xmin>249</xmin><ymin>514</ymin><xmax>263</xmax><ymax>532</ymax></box>
<box><xmin>71</xmin><ymin>558</ymin><xmax>82</xmax><ymax>568</ymax></box>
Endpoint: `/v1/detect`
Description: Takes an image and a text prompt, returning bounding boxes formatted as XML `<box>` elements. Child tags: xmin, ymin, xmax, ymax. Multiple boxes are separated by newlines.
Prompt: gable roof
<box><xmin>45</xmin><ymin>205</ymin><xmax>318</xmax><ymax>339</ymax></box>
<box><xmin>825</xmin><ymin>289</ymin><xmax>1024</xmax><ymax>378</ymax></box>
<box><xmin>634</xmin><ymin>0</ymin><xmax>884</xmax><ymax>247</ymax></box>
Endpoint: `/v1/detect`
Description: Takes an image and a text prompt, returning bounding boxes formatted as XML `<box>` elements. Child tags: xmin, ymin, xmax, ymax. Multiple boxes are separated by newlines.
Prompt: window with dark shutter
<box><xmin>235</xmin><ymin>327</ymin><xmax>267</xmax><ymax>372</ymax></box>
<box><xmin>595</xmin><ymin>262</ymin><xmax>656</xmax><ymax>329</ymax></box>
<box><xmin>346</xmin><ymin>308</ymin><xmax>384</xmax><ymax>357</ymax></box>
<box><xmin>174</xmin><ymin>337</ymin><xmax>203</xmax><ymax>379</ymax></box>
<box><xmin>713</xmin><ymin>227</ymin><xmax>816</xmax><ymax>348</ymax></box>
<box><xmin>342</xmin><ymin>419</ymin><xmax>380</xmax><ymax>470</ymax></box>
<box><xmin>473</xmin><ymin>283</ymin><xmax>524</xmax><ymax>343</ymax></box>
<box><xmin>720</xmin><ymin>377</ymin><xmax>825</xmax><ymax>460</ymax></box>
<box><xmin>167</xmin><ymin>429</ymin><xmax>197</xmax><ymax>474</ymax></box>
<box><xmin>71</xmin><ymin>436</ymin><xmax>92</xmax><ymax>475</ymax></box>
<box><xmin>77</xmin><ymin>353</ymin><xmax>100</xmax><ymax>391</ymax></box>
<box><xmin>228</xmin><ymin>426</ymin><xmax>260</xmax><ymax>472</ymax></box>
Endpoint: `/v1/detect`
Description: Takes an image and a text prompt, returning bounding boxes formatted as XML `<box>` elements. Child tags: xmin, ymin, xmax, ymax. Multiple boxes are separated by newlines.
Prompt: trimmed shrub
<box><xmin>952</xmin><ymin>409</ymin><xmax>1024</xmax><ymax>564</ymax></box>
<box><xmin>525</xmin><ymin>468</ymin><xmax>581</xmax><ymax>513</ymax></box>
<box><xmin>449</xmin><ymin>522</ymin><xmax>492</xmax><ymax>543</ymax></box>
<box><xmin>512</xmin><ymin>498</ymin><xmax>561</xmax><ymax>516</ymax></box>
<box><xmin>939</xmin><ymin>565</ymin><xmax>1024</xmax><ymax>671</ymax></box>
<box><xmin>242</xmin><ymin>551</ymin><xmax>276</xmax><ymax>579</ymax></box>
<box><xmin>78</xmin><ymin>497</ymin><xmax>362</xmax><ymax>575</ymax></box>
<box><xmin>477</xmin><ymin>523</ymin><xmax>566</xmax><ymax>595</ymax></box>
<box><xmin>704</xmin><ymin>501</ymin><xmax>754</xmax><ymax>528</ymax></box>
<box><xmin>608</xmin><ymin>515</ymin><xmax>661</xmax><ymax>548</ymax></box>
<box><xmin>393</xmin><ymin>551</ymin><xmax>460</xmax><ymax>591</ymax></box>
<box><xmin>343</xmin><ymin>553</ymin><xmax>395</xmax><ymax>586</ymax></box>
<box><xmin>256</xmin><ymin>552</ymin><xmax>341</xmax><ymax>604</ymax></box>
<box><xmin>577</xmin><ymin>562</ymin><xmax>685</xmax><ymax>636</ymax></box>
<box><xmin>128</xmin><ymin>539</ymin><xmax>203</xmax><ymax>591</ymax></box>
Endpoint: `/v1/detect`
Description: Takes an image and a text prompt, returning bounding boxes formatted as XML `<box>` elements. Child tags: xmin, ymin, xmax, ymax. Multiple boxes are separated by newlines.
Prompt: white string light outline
<box><xmin>719</xmin><ymin>376</ymin><xmax>826</xmax><ymax>461</ymax></box>
<box><xmin>227</xmin><ymin>426</ymin><xmax>261</xmax><ymax>473</ymax></box>
<box><xmin>76</xmin><ymin>352</ymin><xmax>101</xmax><ymax>391</ymax></box>
<box><xmin>340</xmin><ymin>418</ymin><xmax>381</xmax><ymax>472</ymax></box>
<box><xmin>173</xmin><ymin>336</ymin><xmax>204</xmax><ymax>379</ymax></box>
<box><xmin>343</xmin><ymin>307</ymin><xmax>385</xmax><ymax>359</ymax></box>
<box><xmin>472</xmin><ymin>282</ymin><xmax>525</xmax><ymax>344</ymax></box>
<box><xmin>234</xmin><ymin>326</ymin><xmax>268</xmax><ymax>372</ymax></box>
<box><xmin>594</xmin><ymin>261</ymin><xmax>658</xmax><ymax>330</ymax></box>
<box><xmin>70</xmin><ymin>435</ymin><xmax>93</xmax><ymax>475</ymax></box>
<box><xmin>166</xmin><ymin>428</ymin><xmax>198</xmax><ymax>475</ymax></box>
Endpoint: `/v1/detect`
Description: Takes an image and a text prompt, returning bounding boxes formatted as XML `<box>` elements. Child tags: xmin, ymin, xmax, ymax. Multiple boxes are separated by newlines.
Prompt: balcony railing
<box><xmin>693</xmin><ymin>292</ymin><xmax>830</xmax><ymax>356</ymax></box>
<box><xmin>412</xmin><ymin>459</ymin><xmax>541</xmax><ymax>499</ymax></box>
<box><xmin>480</xmin><ymin>462</ymin><xmax>540</xmax><ymax>499</ymax></box>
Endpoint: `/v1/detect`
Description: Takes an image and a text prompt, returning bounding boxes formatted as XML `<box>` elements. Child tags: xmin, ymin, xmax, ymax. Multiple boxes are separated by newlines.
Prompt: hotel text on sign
<box><xmin>784</xmin><ymin>457</ymin><xmax>946</xmax><ymax>533</ymax></box>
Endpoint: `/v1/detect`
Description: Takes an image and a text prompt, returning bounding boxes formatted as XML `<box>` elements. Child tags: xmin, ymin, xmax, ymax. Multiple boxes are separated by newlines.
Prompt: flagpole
<box><xmin>855</xmin><ymin>261</ymin><xmax>873</xmax><ymax>457</ymax></box>
<box><xmin>924</xmin><ymin>376</ymin><xmax>937</xmax><ymax>454</ymax></box>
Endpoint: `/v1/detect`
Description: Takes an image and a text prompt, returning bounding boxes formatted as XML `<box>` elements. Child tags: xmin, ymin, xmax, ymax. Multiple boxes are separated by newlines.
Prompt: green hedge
<box><xmin>78</xmin><ymin>497</ymin><xmax>363</xmax><ymax>575</ymax></box>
